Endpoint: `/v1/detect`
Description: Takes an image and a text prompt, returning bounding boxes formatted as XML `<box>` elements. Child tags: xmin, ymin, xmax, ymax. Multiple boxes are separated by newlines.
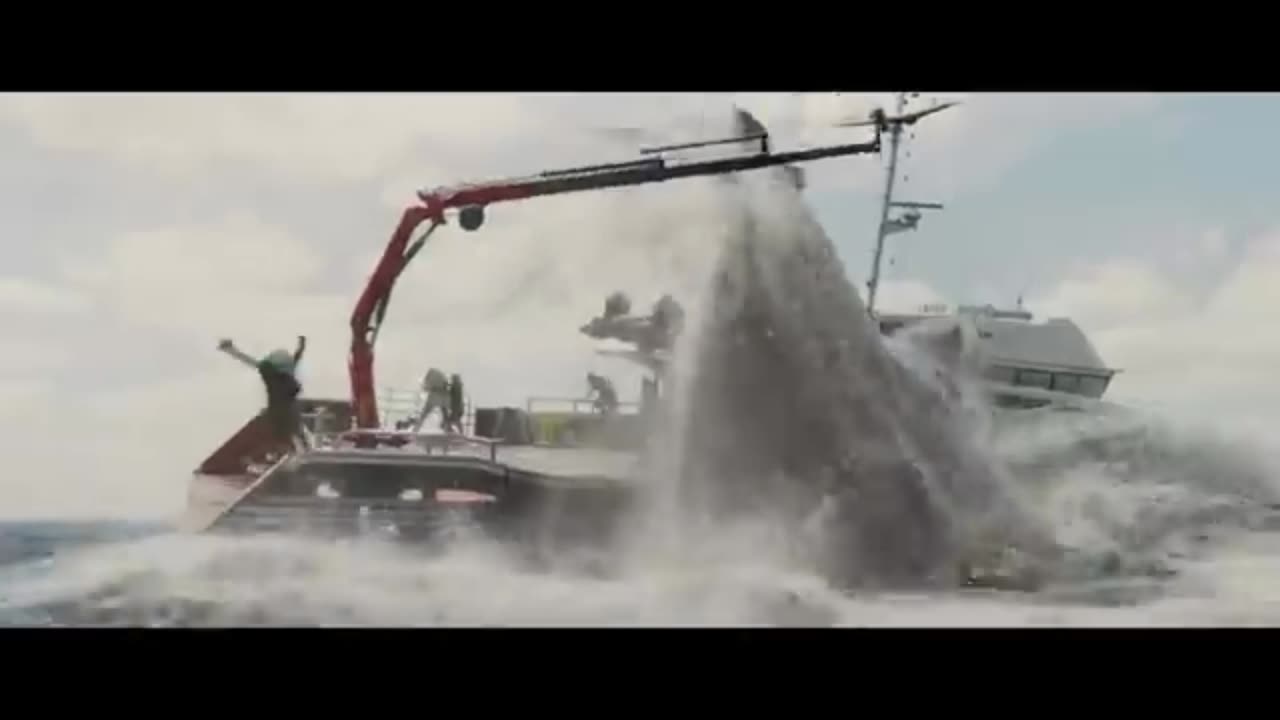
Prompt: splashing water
<box><xmin>667</xmin><ymin>169</ymin><xmax>1059</xmax><ymax>591</ymax></box>
<box><xmin>5</xmin><ymin>117</ymin><xmax>1280</xmax><ymax>625</ymax></box>
<box><xmin>4</xmin><ymin>408</ymin><xmax>1280</xmax><ymax>626</ymax></box>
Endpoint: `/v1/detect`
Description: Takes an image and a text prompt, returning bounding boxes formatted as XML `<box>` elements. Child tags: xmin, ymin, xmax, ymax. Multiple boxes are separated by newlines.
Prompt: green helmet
<box><xmin>262</xmin><ymin>349</ymin><xmax>295</xmax><ymax>374</ymax></box>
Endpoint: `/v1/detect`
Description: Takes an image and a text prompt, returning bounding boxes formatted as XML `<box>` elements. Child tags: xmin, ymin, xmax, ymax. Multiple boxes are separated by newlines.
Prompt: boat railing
<box><xmin>378</xmin><ymin>387</ymin><xmax>425</xmax><ymax>426</ymax></box>
<box><xmin>376</xmin><ymin>386</ymin><xmax>476</xmax><ymax>436</ymax></box>
<box><xmin>324</xmin><ymin>427</ymin><xmax>501</xmax><ymax>462</ymax></box>
<box><xmin>525</xmin><ymin>396</ymin><xmax>641</xmax><ymax>416</ymax></box>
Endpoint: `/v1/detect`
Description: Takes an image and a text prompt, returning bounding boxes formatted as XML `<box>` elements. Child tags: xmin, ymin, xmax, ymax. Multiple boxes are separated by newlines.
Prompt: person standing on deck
<box><xmin>446</xmin><ymin>373</ymin><xmax>465</xmax><ymax>433</ymax></box>
<box><xmin>218</xmin><ymin>335</ymin><xmax>311</xmax><ymax>453</ymax></box>
<box><xmin>586</xmin><ymin>372</ymin><xmax>619</xmax><ymax>416</ymax></box>
<box><xmin>407</xmin><ymin>368</ymin><xmax>454</xmax><ymax>432</ymax></box>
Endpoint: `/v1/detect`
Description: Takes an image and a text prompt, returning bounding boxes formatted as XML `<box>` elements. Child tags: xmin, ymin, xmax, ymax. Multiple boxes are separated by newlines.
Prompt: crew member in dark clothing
<box><xmin>586</xmin><ymin>372</ymin><xmax>619</xmax><ymax>416</ymax></box>
<box><xmin>650</xmin><ymin>294</ymin><xmax>685</xmax><ymax>350</ymax></box>
<box><xmin>446</xmin><ymin>373</ymin><xmax>465</xmax><ymax>433</ymax></box>
<box><xmin>411</xmin><ymin>368</ymin><xmax>451</xmax><ymax>432</ymax></box>
<box><xmin>218</xmin><ymin>335</ymin><xmax>310</xmax><ymax>453</ymax></box>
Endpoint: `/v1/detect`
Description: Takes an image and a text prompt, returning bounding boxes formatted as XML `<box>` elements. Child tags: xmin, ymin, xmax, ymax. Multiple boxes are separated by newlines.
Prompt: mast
<box><xmin>865</xmin><ymin>92</ymin><xmax>908</xmax><ymax>316</ymax></box>
<box><xmin>838</xmin><ymin>92</ymin><xmax>955</xmax><ymax>317</ymax></box>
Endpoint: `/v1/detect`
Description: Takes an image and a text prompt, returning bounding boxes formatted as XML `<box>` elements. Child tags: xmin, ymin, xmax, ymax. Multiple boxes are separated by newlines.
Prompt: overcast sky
<box><xmin>1</xmin><ymin>92</ymin><xmax>1276</xmax><ymax>520</ymax></box>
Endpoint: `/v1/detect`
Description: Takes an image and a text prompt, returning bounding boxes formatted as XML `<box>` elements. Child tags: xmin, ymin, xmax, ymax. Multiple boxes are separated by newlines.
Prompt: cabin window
<box><xmin>1016</xmin><ymin>370</ymin><xmax>1052</xmax><ymax>389</ymax></box>
<box><xmin>986</xmin><ymin>365</ymin><xmax>1016</xmax><ymax>384</ymax></box>
<box><xmin>1051</xmin><ymin>373</ymin><xmax>1082</xmax><ymax>394</ymax></box>
<box><xmin>1078</xmin><ymin>375</ymin><xmax>1110</xmax><ymax>396</ymax></box>
<box><xmin>993</xmin><ymin>394</ymin><xmax>1050</xmax><ymax>410</ymax></box>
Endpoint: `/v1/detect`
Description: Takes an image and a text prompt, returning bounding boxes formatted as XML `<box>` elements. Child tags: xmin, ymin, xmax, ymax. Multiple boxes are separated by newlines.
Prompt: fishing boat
<box><xmin>182</xmin><ymin>107</ymin><xmax>901</xmax><ymax>546</ymax></box>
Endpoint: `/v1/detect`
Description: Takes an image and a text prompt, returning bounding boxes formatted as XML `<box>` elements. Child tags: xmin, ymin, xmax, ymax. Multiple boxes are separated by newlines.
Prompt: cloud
<box><xmin>823</xmin><ymin>220</ymin><xmax>1280</xmax><ymax>443</ymax></box>
<box><xmin>0</xmin><ymin>338</ymin><xmax>74</xmax><ymax>376</ymax></box>
<box><xmin>1028</xmin><ymin>227</ymin><xmax>1280</xmax><ymax>432</ymax></box>
<box><xmin>0</xmin><ymin>92</ymin><xmax>1161</xmax><ymax>210</ymax></box>
<box><xmin>872</xmin><ymin>279</ymin><xmax>949</xmax><ymax>314</ymax></box>
<box><xmin>0</xmin><ymin>93</ymin><xmax>540</xmax><ymax>184</ymax></box>
<box><xmin>886</xmin><ymin>92</ymin><xmax>1162</xmax><ymax>199</ymax></box>
<box><xmin>1031</xmin><ymin>260</ymin><xmax>1194</xmax><ymax>332</ymax></box>
<box><xmin>0</xmin><ymin>92</ymin><xmax>1200</xmax><ymax>520</ymax></box>
<box><xmin>0</xmin><ymin>277</ymin><xmax>90</xmax><ymax>315</ymax></box>
<box><xmin>0</xmin><ymin>379</ymin><xmax>54</xmax><ymax>423</ymax></box>
<box><xmin>718</xmin><ymin>92</ymin><xmax>1164</xmax><ymax>198</ymax></box>
<box><xmin>61</xmin><ymin>213</ymin><xmax>337</xmax><ymax>331</ymax></box>
<box><xmin>0</xmin><ymin>179</ymin><xmax>746</xmax><ymax>520</ymax></box>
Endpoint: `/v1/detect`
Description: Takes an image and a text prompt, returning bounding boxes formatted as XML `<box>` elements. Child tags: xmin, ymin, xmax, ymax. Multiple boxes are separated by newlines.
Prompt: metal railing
<box><xmin>377</xmin><ymin>387</ymin><xmax>475</xmax><ymax>436</ymax></box>
<box><xmin>331</xmin><ymin>427</ymin><xmax>500</xmax><ymax>461</ymax></box>
<box><xmin>525</xmin><ymin>396</ymin><xmax>640</xmax><ymax>416</ymax></box>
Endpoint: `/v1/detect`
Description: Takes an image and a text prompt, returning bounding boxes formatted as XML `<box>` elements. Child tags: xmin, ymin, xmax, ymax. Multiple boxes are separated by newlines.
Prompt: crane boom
<box><xmin>349</xmin><ymin>124</ymin><xmax>882</xmax><ymax>431</ymax></box>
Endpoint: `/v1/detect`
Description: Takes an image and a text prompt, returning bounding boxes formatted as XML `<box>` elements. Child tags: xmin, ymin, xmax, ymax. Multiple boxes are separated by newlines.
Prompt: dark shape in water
<box><xmin>673</xmin><ymin>117</ymin><xmax>1058</xmax><ymax>589</ymax></box>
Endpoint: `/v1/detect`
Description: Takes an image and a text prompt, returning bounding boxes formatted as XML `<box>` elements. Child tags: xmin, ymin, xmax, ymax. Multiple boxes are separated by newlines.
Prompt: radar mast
<box><xmin>835</xmin><ymin>92</ymin><xmax>957</xmax><ymax>315</ymax></box>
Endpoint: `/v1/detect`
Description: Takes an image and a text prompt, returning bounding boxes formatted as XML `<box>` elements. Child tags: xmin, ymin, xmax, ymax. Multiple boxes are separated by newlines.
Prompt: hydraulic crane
<box><xmin>349</xmin><ymin>108</ymin><xmax>887</xmax><ymax>432</ymax></box>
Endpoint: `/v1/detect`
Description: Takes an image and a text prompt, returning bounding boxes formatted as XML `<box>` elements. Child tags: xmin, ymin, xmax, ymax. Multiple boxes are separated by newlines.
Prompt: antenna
<box><xmin>836</xmin><ymin>93</ymin><xmax>957</xmax><ymax>316</ymax></box>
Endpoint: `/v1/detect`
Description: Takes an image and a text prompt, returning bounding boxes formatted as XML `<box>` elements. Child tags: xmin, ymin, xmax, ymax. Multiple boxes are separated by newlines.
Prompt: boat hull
<box><xmin>188</xmin><ymin>429</ymin><xmax>645</xmax><ymax>562</ymax></box>
<box><xmin>182</xmin><ymin>472</ymin><xmax>255</xmax><ymax>533</ymax></box>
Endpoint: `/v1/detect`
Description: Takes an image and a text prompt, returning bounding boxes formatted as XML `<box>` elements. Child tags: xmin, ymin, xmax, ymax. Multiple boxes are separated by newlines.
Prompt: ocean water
<box><xmin>4</xmin><ymin>290</ymin><xmax>1279</xmax><ymax>624</ymax></box>
<box><xmin>4</xmin><ymin>311</ymin><xmax>1280</xmax><ymax>625</ymax></box>
<box><xmin>5</xmin><ymin>148</ymin><xmax>1279</xmax><ymax>627</ymax></box>
<box><xmin>4</xmin><ymin>425</ymin><xmax>1280</xmax><ymax>629</ymax></box>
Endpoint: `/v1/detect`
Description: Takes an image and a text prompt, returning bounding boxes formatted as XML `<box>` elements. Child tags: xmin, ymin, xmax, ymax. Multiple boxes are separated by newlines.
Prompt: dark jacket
<box><xmin>257</xmin><ymin>339</ymin><xmax>305</xmax><ymax>413</ymax></box>
<box><xmin>257</xmin><ymin>363</ymin><xmax>302</xmax><ymax>442</ymax></box>
<box><xmin>257</xmin><ymin>362</ymin><xmax>302</xmax><ymax>409</ymax></box>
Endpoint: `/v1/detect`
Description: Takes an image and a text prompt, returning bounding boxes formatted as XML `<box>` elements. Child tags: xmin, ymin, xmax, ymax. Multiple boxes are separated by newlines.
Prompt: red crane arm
<box><xmin>347</xmin><ymin>131</ymin><xmax>883</xmax><ymax>430</ymax></box>
<box><xmin>347</xmin><ymin>205</ymin><xmax>435</xmax><ymax>430</ymax></box>
<box><xmin>348</xmin><ymin>186</ymin><xmax>544</xmax><ymax>430</ymax></box>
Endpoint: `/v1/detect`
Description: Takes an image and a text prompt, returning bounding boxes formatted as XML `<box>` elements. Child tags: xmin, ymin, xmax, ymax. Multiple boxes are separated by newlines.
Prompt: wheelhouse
<box><xmin>877</xmin><ymin>303</ymin><xmax>1120</xmax><ymax>410</ymax></box>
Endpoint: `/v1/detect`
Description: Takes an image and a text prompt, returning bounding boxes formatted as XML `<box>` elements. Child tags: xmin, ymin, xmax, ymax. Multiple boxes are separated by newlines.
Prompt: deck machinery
<box><xmin>184</xmin><ymin>106</ymin><xmax>940</xmax><ymax>553</ymax></box>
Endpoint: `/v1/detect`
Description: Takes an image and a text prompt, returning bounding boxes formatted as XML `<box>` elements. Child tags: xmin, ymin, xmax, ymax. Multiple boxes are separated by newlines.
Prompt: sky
<box><xmin>0</xmin><ymin>91</ymin><xmax>1277</xmax><ymax>520</ymax></box>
